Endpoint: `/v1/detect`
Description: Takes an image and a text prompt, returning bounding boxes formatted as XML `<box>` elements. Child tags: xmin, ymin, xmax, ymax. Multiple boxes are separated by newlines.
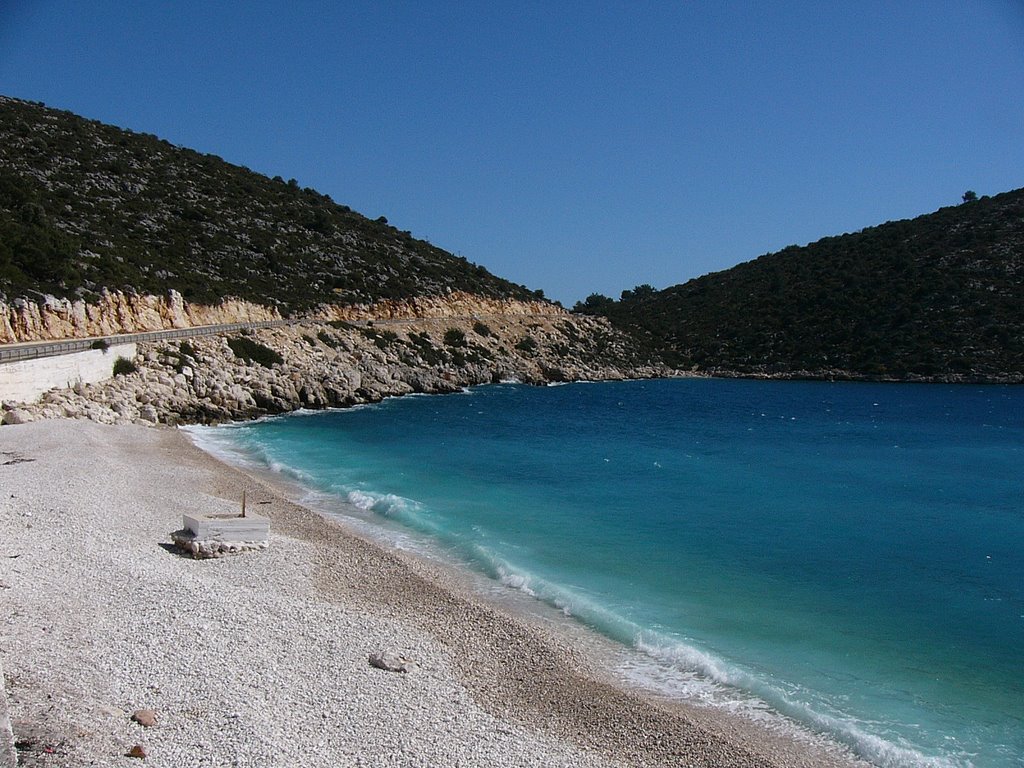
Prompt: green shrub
<box><xmin>515</xmin><ymin>336</ymin><xmax>538</xmax><ymax>353</ymax></box>
<box><xmin>466</xmin><ymin>345</ymin><xmax>492</xmax><ymax>364</ymax></box>
<box><xmin>373</xmin><ymin>330</ymin><xmax>399</xmax><ymax>349</ymax></box>
<box><xmin>317</xmin><ymin>330</ymin><xmax>341</xmax><ymax>349</ymax></box>
<box><xmin>473</xmin><ymin>321</ymin><xmax>491</xmax><ymax>337</ymax></box>
<box><xmin>550</xmin><ymin>342</ymin><xmax>570</xmax><ymax>357</ymax></box>
<box><xmin>90</xmin><ymin>338</ymin><xmax>109</xmax><ymax>351</ymax></box>
<box><xmin>444</xmin><ymin>328</ymin><xmax>466</xmax><ymax>347</ymax></box>
<box><xmin>227</xmin><ymin>336</ymin><xmax>284</xmax><ymax>368</ymax></box>
<box><xmin>112</xmin><ymin>356</ymin><xmax>137</xmax><ymax>375</ymax></box>
<box><xmin>358</xmin><ymin>327</ymin><xmax>399</xmax><ymax>349</ymax></box>
<box><xmin>408</xmin><ymin>331</ymin><xmax>445</xmax><ymax>365</ymax></box>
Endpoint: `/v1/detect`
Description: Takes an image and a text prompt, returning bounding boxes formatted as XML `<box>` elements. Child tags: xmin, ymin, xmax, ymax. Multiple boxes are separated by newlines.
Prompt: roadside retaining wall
<box><xmin>0</xmin><ymin>343</ymin><xmax>136</xmax><ymax>404</ymax></box>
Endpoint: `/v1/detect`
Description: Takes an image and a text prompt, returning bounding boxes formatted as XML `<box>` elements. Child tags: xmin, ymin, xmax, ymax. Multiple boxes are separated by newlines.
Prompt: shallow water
<box><xmin>191</xmin><ymin>379</ymin><xmax>1024</xmax><ymax>767</ymax></box>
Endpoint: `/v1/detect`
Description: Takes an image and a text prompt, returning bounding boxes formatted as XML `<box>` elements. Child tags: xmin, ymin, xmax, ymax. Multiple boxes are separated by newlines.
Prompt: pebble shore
<box><xmin>0</xmin><ymin>420</ymin><xmax>868</xmax><ymax>767</ymax></box>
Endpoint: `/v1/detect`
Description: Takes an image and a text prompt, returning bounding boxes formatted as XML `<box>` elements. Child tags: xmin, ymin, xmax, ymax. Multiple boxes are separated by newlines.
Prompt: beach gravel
<box><xmin>0</xmin><ymin>420</ymin><xmax>866</xmax><ymax>767</ymax></box>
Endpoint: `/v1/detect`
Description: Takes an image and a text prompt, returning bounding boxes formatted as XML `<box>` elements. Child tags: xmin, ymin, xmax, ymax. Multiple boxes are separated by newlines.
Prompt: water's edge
<box><xmin>183</xmin><ymin>415</ymin><xmax>873</xmax><ymax>767</ymax></box>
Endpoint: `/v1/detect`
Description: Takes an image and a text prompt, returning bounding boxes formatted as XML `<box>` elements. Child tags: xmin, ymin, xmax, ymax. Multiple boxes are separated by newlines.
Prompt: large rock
<box><xmin>1</xmin><ymin>409</ymin><xmax>32</xmax><ymax>426</ymax></box>
<box><xmin>137</xmin><ymin>405</ymin><xmax>158</xmax><ymax>423</ymax></box>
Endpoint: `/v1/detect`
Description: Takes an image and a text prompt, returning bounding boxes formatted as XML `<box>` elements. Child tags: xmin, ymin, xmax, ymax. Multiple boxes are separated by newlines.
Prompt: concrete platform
<box><xmin>173</xmin><ymin>512</ymin><xmax>271</xmax><ymax>559</ymax></box>
<box><xmin>183</xmin><ymin>512</ymin><xmax>269</xmax><ymax>541</ymax></box>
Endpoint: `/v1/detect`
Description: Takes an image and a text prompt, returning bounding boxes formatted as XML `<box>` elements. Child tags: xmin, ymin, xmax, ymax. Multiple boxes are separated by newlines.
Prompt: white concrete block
<box><xmin>182</xmin><ymin>512</ymin><xmax>270</xmax><ymax>541</ymax></box>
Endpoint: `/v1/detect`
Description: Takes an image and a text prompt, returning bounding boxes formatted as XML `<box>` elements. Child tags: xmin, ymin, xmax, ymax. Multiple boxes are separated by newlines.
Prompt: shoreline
<box><xmin>194</xmin><ymin>422</ymin><xmax>875</xmax><ymax>766</ymax></box>
<box><xmin>0</xmin><ymin>419</ymin><xmax>867</xmax><ymax>767</ymax></box>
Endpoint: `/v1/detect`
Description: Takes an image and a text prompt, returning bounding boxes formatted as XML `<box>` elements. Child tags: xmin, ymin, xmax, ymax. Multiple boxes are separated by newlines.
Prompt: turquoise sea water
<box><xmin>190</xmin><ymin>379</ymin><xmax>1023</xmax><ymax>767</ymax></box>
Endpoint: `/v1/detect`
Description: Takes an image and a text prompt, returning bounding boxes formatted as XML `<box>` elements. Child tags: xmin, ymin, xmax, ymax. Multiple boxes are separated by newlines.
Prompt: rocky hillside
<box><xmin>0</xmin><ymin>95</ymin><xmax>672</xmax><ymax>428</ymax></box>
<box><xmin>2</xmin><ymin>312</ymin><xmax>668</xmax><ymax>426</ymax></box>
<box><xmin>0</xmin><ymin>96</ymin><xmax>617</xmax><ymax>369</ymax></box>
<box><xmin>577</xmin><ymin>189</ymin><xmax>1024</xmax><ymax>382</ymax></box>
<box><xmin>0</xmin><ymin>95</ymin><xmax>540</xmax><ymax>312</ymax></box>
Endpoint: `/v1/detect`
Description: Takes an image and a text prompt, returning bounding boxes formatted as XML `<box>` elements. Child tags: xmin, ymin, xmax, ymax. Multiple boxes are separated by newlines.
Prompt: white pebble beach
<box><xmin>0</xmin><ymin>419</ymin><xmax>869</xmax><ymax>767</ymax></box>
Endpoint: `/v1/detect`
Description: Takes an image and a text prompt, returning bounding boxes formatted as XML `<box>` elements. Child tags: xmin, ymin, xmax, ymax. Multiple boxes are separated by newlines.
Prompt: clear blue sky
<box><xmin>2</xmin><ymin>1</ymin><xmax>1022</xmax><ymax>305</ymax></box>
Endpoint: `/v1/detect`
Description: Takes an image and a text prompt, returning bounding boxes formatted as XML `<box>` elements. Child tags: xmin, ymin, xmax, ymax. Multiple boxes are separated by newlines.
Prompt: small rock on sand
<box><xmin>131</xmin><ymin>709</ymin><xmax>157</xmax><ymax>727</ymax></box>
<box><xmin>368</xmin><ymin>651</ymin><xmax>414</xmax><ymax>673</ymax></box>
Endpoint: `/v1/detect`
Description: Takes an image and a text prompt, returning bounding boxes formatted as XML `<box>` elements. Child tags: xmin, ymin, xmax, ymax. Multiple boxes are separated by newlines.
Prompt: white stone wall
<box><xmin>0</xmin><ymin>343</ymin><xmax>137</xmax><ymax>404</ymax></box>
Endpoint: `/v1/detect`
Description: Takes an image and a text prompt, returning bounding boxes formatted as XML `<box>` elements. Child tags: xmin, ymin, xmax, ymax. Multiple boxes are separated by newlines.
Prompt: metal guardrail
<box><xmin>0</xmin><ymin>320</ymin><xmax>293</xmax><ymax>363</ymax></box>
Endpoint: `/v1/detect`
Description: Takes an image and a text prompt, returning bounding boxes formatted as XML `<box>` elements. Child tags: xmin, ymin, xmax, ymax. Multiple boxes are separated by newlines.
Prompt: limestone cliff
<box><xmin>0</xmin><ymin>290</ymin><xmax>281</xmax><ymax>344</ymax></box>
<box><xmin>0</xmin><ymin>290</ymin><xmax>567</xmax><ymax>344</ymax></box>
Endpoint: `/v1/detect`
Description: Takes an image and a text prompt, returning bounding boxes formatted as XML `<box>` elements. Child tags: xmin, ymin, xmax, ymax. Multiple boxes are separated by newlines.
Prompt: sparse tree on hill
<box><xmin>573</xmin><ymin>293</ymin><xmax>615</xmax><ymax>313</ymax></box>
<box><xmin>621</xmin><ymin>284</ymin><xmax>657</xmax><ymax>301</ymax></box>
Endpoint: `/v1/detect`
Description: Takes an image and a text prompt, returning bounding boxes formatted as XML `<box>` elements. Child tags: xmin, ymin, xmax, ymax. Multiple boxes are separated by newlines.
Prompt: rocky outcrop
<box><xmin>2</xmin><ymin>311</ymin><xmax>670</xmax><ymax>427</ymax></box>
<box><xmin>0</xmin><ymin>290</ymin><xmax>281</xmax><ymax>344</ymax></box>
<box><xmin>319</xmin><ymin>293</ymin><xmax>563</xmax><ymax>323</ymax></box>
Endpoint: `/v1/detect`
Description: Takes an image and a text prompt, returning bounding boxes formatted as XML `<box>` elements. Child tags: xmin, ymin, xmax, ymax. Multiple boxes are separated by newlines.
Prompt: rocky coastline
<box><xmin>1</xmin><ymin>296</ymin><xmax>671</xmax><ymax>427</ymax></box>
<box><xmin>5</xmin><ymin>288</ymin><xmax>1009</xmax><ymax>432</ymax></box>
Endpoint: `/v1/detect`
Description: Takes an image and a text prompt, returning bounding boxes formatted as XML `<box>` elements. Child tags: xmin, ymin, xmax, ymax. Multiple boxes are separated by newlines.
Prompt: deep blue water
<box><xmin>190</xmin><ymin>379</ymin><xmax>1024</xmax><ymax>767</ymax></box>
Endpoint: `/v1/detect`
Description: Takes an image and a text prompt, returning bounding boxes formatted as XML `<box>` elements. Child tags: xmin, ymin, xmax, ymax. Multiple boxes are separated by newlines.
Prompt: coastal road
<box><xmin>0</xmin><ymin>311</ymin><xmax>570</xmax><ymax>363</ymax></box>
<box><xmin>0</xmin><ymin>320</ymin><xmax>294</xmax><ymax>363</ymax></box>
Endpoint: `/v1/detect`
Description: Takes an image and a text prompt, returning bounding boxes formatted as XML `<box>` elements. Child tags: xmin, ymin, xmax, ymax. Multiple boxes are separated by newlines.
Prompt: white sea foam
<box><xmin>346</xmin><ymin>490</ymin><xmax>414</xmax><ymax>516</ymax></box>
<box><xmin>190</xmin><ymin>428</ymin><xmax>320</xmax><ymax>489</ymax></box>
<box><xmin>383</xmin><ymin>391</ymin><xmax>432</xmax><ymax>401</ymax></box>
<box><xmin>342</xmin><ymin>489</ymin><xmax>455</xmax><ymax>539</ymax></box>
<box><xmin>465</xmin><ymin>546</ymin><xmax>654</xmax><ymax>644</ymax></box>
<box><xmin>467</xmin><ymin>549</ymin><xmax>954</xmax><ymax>768</ymax></box>
<box><xmin>625</xmin><ymin>635</ymin><xmax>966</xmax><ymax>768</ymax></box>
<box><xmin>495</xmin><ymin>567</ymin><xmax>537</xmax><ymax>597</ymax></box>
<box><xmin>180</xmin><ymin>423</ymin><xmax>227</xmax><ymax>452</ymax></box>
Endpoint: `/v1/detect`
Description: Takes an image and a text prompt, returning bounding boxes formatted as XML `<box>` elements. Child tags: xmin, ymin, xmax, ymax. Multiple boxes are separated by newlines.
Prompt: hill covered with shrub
<box><xmin>576</xmin><ymin>189</ymin><xmax>1024</xmax><ymax>381</ymax></box>
<box><xmin>0</xmin><ymin>95</ymin><xmax>539</xmax><ymax>311</ymax></box>
<box><xmin>5</xmin><ymin>95</ymin><xmax>1021</xmax><ymax>383</ymax></box>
